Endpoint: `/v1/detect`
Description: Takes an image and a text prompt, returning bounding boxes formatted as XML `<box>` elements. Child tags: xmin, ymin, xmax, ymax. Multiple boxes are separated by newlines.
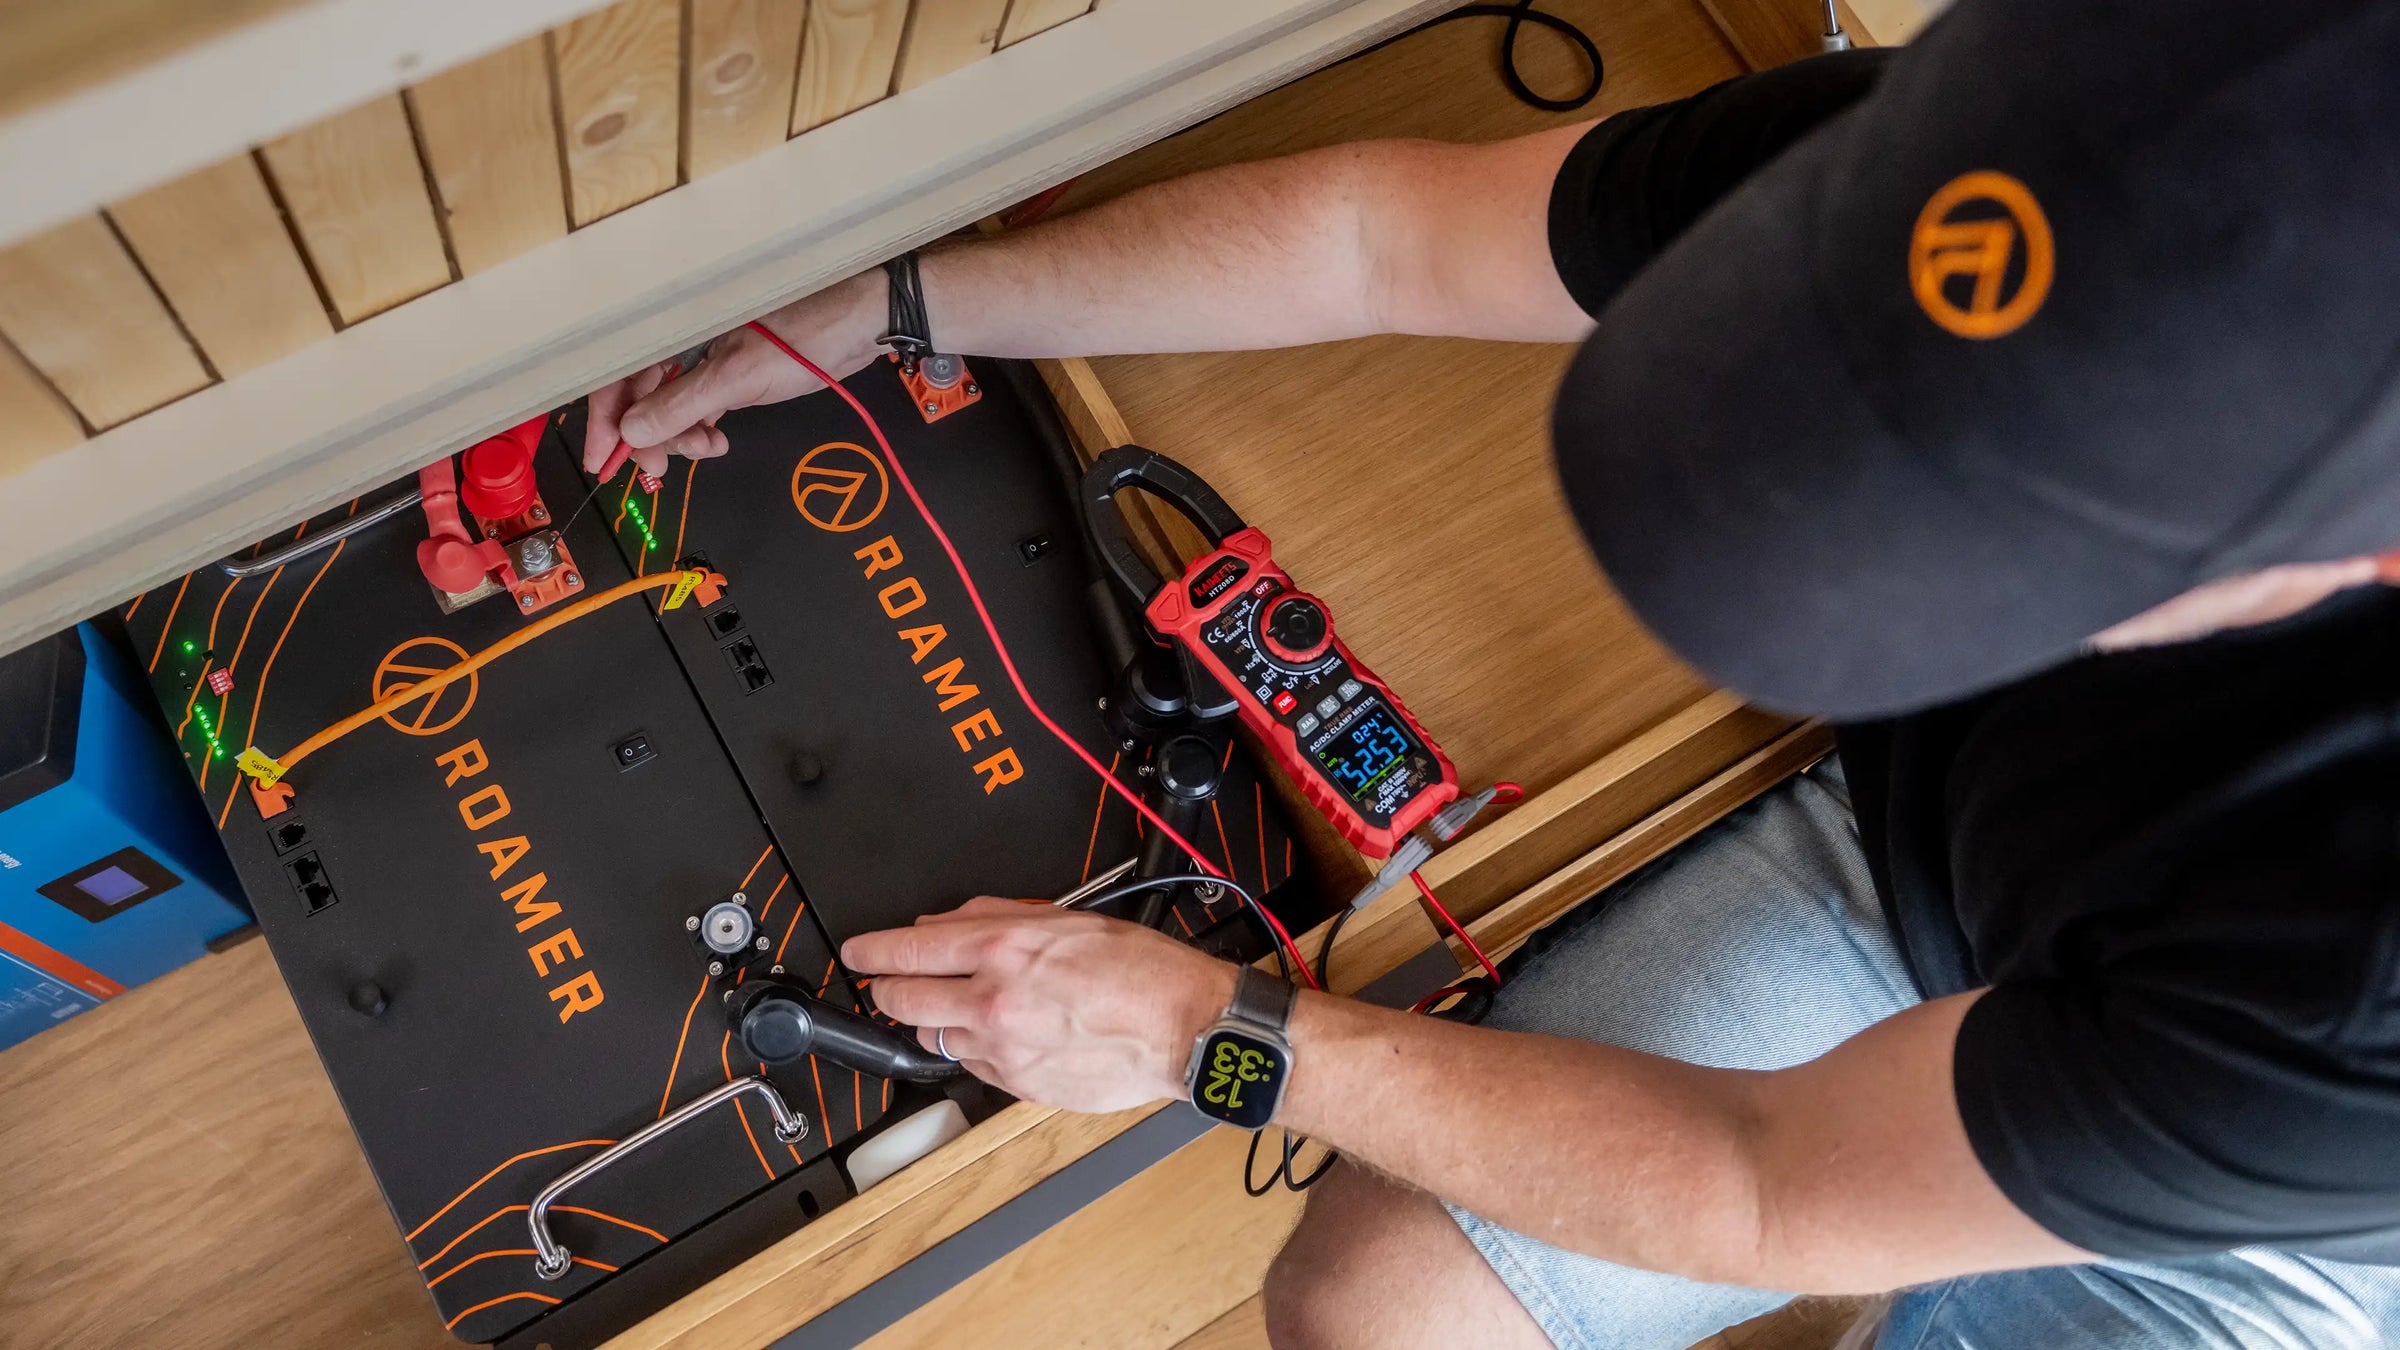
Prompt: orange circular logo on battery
<box><xmin>791</xmin><ymin>442</ymin><xmax>888</xmax><ymax>533</ymax></box>
<box><xmin>1909</xmin><ymin>171</ymin><xmax>2053</xmax><ymax>338</ymax></box>
<box><xmin>373</xmin><ymin>637</ymin><xmax>478</xmax><ymax>737</ymax></box>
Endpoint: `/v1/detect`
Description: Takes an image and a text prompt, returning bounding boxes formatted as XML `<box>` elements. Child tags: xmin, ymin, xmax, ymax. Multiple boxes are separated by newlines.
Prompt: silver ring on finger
<box><xmin>935</xmin><ymin>1026</ymin><xmax>959</xmax><ymax>1062</ymax></box>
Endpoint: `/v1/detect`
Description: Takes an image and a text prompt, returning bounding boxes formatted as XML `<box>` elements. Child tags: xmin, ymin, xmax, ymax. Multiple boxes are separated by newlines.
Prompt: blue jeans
<box><xmin>1446</xmin><ymin>758</ymin><xmax>2400</xmax><ymax>1349</ymax></box>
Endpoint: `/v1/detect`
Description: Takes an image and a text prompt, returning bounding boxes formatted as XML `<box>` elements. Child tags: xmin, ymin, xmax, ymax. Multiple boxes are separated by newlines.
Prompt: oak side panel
<box><xmin>0</xmin><ymin>336</ymin><xmax>85</xmax><ymax>476</ymax></box>
<box><xmin>998</xmin><ymin>0</ymin><xmax>1093</xmax><ymax>47</ymax></box>
<box><xmin>258</xmin><ymin>95</ymin><xmax>454</xmax><ymax>324</ymax></box>
<box><xmin>890</xmin><ymin>0</ymin><xmax>1008</xmax><ymax>93</ymax></box>
<box><xmin>860</xmin><ymin>1125</ymin><xmax>1303</xmax><ymax>1349</ymax></box>
<box><xmin>108</xmin><ymin>154</ymin><xmax>333</xmax><ymax>376</ymax></box>
<box><xmin>0</xmin><ymin>214</ymin><xmax>210</xmax><ymax>427</ymax></box>
<box><xmin>0</xmin><ymin>941</ymin><xmax>451</xmax><ymax>1350</ymax></box>
<box><xmin>686</xmin><ymin>0</ymin><xmax>809</xmax><ymax>179</ymax></box>
<box><xmin>554</xmin><ymin>0</ymin><xmax>686</xmax><ymax>226</ymax></box>
<box><xmin>406</xmin><ymin>37</ymin><xmax>571</xmax><ymax>276</ymax></box>
<box><xmin>790</xmin><ymin>0</ymin><xmax>912</xmax><ymax>133</ymax></box>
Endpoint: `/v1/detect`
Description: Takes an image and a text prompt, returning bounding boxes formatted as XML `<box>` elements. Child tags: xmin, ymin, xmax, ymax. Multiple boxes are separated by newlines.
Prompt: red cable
<box><xmin>742</xmin><ymin>322</ymin><xmax>1319</xmax><ymax>988</ymax></box>
<box><xmin>1409</xmin><ymin>869</ymin><xmax>1501</xmax><ymax>988</ymax></box>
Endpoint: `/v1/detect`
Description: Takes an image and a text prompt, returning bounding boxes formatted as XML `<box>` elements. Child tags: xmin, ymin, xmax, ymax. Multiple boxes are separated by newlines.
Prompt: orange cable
<box><xmin>737</xmin><ymin>844</ymin><xmax>772</xmax><ymax>893</ymax></box>
<box><xmin>220</xmin><ymin>528</ymin><xmax>351</xmax><ymax>828</ymax></box>
<box><xmin>251</xmin><ymin>571</ymin><xmax>703</xmax><ymax>783</ymax></box>
<box><xmin>1078</xmin><ymin>750</ymin><xmax>1121</xmax><ymax>883</ymax></box>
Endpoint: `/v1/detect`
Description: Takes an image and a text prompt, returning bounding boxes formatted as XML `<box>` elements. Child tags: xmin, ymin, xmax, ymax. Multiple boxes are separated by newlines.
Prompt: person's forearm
<box><xmin>913</xmin><ymin>133</ymin><xmax>1592</xmax><ymax>359</ymax></box>
<box><xmin>1276</xmin><ymin>991</ymin><xmax>1776</xmax><ymax>1285</ymax></box>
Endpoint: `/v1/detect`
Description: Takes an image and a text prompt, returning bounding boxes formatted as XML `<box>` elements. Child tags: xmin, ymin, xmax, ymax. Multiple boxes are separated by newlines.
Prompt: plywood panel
<box><xmin>0</xmin><ymin>0</ymin><xmax>304</xmax><ymax>124</ymax></box>
<box><xmin>891</xmin><ymin>0</ymin><xmax>1009</xmax><ymax>93</ymax></box>
<box><xmin>108</xmin><ymin>154</ymin><xmax>332</xmax><ymax>377</ymax></box>
<box><xmin>863</xmin><ymin>1126</ymin><xmax>1303</xmax><ymax>1349</ymax></box>
<box><xmin>791</xmin><ymin>0</ymin><xmax>912</xmax><ymax>133</ymax></box>
<box><xmin>687</xmin><ymin>0</ymin><xmax>809</xmax><ymax>179</ymax></box>
<box><xmin>554</xmin><ymin>0</ymin><xmax>685</xmax><ymax>226</ymax></box>
<box><xmin>0</xmin><ymin>214</ymin><xmax>209</xmax><ymax>428</ymax></box>
<box><xmin>259</xmin><ymin>95</ymin><xmax>453</xmax><ymax>324</ymax></box>
<box><xmin>999</xmin><ymin>0</ymin><xmax>1093</xmax><ymax>47</ymax></box>
<box><xmin>406</xmin><ymin>36</ymin><xmax>570</xmax><ymax>276</ymax></box>
<box><xmin>0</xmin><ymin>337</ymin><xmax>85</xmax><ymax>476</ymax></box>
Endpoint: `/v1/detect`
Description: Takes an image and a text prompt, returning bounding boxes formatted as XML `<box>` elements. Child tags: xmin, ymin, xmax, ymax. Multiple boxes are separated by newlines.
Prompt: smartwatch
<box><xmin>1184</xmin><ymin>966</ymin><xmax>1296</xmax><ymax>1130</ymax></box>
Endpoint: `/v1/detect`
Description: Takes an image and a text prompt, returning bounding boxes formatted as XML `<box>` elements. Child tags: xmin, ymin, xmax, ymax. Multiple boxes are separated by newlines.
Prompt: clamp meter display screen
<box><xmin>1311</xmin><ymin>699</ymin><xmax>1418</xmax><ymax>805</ymax></box>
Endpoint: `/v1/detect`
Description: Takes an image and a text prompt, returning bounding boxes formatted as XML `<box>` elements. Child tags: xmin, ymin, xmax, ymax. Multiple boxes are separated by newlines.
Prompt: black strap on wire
<box><xmin>1342</xmin><ymin>0</ymin><xmax>1604</xmax><ymax>114</ymax></box>
<box><xmin>880</xmin><ymin>250</ymin><xmax>932</xmax><ymax>371</ymax></box>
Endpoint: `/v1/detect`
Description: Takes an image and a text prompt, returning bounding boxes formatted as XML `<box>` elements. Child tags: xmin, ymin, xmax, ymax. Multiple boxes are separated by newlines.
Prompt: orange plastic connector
<box><xmin>250</xmin><ymin>779</ymin><xmax>296</xmax><ymax>819</ymax></box>
<box><xmin>691</xmin><ymin>569</ymin><xmax>728</xmax><ymax>608</ymax></box>
<box><xmin>891</xmin><ymin>353</ymin><xmax>981</xmax><ymax>423</ymax></box>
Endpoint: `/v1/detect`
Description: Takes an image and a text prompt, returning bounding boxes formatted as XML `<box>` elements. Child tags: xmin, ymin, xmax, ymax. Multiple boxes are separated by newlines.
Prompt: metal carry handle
<box><xmin>1080</xmin><ymin>445</ymin><xmax>1249</xmax><ymax>606</ymax></box>
<box><xmin>529</xmin><ymin>1076</ymin><xmax>807</xmax><ymax>1279</ymax></box>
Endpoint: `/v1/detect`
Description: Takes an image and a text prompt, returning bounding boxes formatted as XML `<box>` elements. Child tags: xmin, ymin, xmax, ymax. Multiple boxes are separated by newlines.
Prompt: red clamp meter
<box><xmin>1083</xmin><ymin>447</ymin><xmax>1459</xmax><ymax>859</ymax></box>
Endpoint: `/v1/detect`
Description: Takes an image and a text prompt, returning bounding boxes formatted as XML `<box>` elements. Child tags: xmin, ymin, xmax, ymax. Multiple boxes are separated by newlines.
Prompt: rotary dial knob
<box><xmin>1257</xmin><ymin>593</ymin><xmax>1333</xmax><ymax>666</ymax></box>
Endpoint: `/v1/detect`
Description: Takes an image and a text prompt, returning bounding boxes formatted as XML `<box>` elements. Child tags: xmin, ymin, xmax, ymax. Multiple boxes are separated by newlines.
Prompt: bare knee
<box><xmin>1263</xmin><ymin>1164</ymin><xmax>1387</xmax><ymax>1349</ymax></box>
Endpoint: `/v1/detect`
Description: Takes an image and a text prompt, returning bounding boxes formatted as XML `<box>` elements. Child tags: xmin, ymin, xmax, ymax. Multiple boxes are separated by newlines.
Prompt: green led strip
<box><xmin>624</xmin><ymin>495</ymin><xmax>658</xmax><ymax>552</ymax></box>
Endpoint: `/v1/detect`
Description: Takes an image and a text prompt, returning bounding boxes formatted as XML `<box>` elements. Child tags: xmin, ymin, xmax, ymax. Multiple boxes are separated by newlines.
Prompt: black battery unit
<box><xmin>122</xmin><ymin>359</ymin><xmax>1313</xmax><ymax>1347</ymax></box>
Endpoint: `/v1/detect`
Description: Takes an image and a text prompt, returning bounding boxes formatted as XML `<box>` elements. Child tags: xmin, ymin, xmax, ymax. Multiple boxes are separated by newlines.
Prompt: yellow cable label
<box><xmin>662</xmin><ymin>570</ymin><xmax>703</xmax><ymax>611</ymax></box>
<box><xmin>237</xmin><ymin>747</ymin><xmax>287</xmax><ymax>786</ymax></box>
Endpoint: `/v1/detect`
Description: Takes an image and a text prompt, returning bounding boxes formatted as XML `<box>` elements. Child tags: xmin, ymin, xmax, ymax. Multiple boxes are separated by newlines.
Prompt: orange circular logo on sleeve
<box><xmin>1909</xmin><ymin>171</ymin><xmax>2053</xmax><ymax>338</ymax></box>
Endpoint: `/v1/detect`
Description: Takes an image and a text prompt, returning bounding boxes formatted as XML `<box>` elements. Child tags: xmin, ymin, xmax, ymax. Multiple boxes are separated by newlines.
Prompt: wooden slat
<box><xmin>1178</xmin><ymin>1295</ymin><xmax>1268</xmax><ymax>1350</ymax></box>
<box><xmin>258</xmin><ymin>95</ymin><xmax>453</xmax><ymax>324</ymax></box>
<box><xmin>999</xmin><ymin>0</ymin><xmax>1095</xmax><ymax>46</ymax></box>
<box><xmin>1693</xmin><ymin>0</ymin><xmax>1826</xmax><ymax>70</ymax></box>
<box><xmin>0</xmin><ymin>0</ymin><xmax>306</xmax><ymax>124</ymax></box>
<box><xmin>861</xmin><ymin>1126</ymin><xmax>1303</xmax><ymax>1349</ymax></box>
<box><xmin>0</xmin><ymin>214</ymin><xmax>209</xmax><ymax>428</ymax></box>
<box><xmin>605</xmin><ymin>1100</ymin><xmax>1167</xmax><ymax>1349</ymax></box>
<box><xmin>107</xmin><ymin>154</ymin><xmax>332</xmax><ymax>377</ymax></box>
<box><xmin>0</xmin><ymin>337</ymin><xmax>85</xmax><ymax>477</ymax></box>
<box><xmin>790</xmin><ymin>0</ymin><xmax>913</xmax><ymax>133</ymax></box>
<box><xmin>686</xmin><ymin>0</ymin><xmax>809</xmax><ymax>179</ymax></box>
<box><xmin>406</xmin><ymin>37</ymin><xmax>571</xmax><ymax>277</ymax></box>
<box><xmin>891</xmin><ymin>0</ymin><xmax>1011</xmax><ymax>93</ymax></box>
<box><xmin>554</xmin><ymin>0</ymin><xmax>685</xmax><ymax>226</ymax></box>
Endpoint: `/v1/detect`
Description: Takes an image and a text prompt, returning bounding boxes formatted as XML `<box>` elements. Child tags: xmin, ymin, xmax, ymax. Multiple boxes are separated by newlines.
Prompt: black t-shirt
<box><xmin>1550</xmin><ymin>53</ymin><xmax>2400</xmax><ymax>1263</ymax></box>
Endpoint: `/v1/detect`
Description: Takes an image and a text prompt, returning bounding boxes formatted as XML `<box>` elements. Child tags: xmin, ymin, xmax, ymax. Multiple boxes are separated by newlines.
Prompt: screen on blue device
<box><xmin>75</xmin><ymin>865</ymin><xmax>148</xmax><ymax>906</ymax></box>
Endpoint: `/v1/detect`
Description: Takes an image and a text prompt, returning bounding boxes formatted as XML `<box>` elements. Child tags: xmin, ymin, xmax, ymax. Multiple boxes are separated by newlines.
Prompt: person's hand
<box><xmin>580</xmin><ymin>270</ymin><xmax>889</xmax><ymax>479</ymax></box>
<box><xmin>843</xmin><ymin>897</ymin><xmax>1237</xmax><ymax>1114</ymax></box>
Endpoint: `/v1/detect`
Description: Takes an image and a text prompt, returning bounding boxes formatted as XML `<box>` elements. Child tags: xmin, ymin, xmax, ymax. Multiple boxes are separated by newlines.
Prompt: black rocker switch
<box><xmin>613</xmin><ymin>731</ymin><xmax>657</xmax><ymax>771</ymax></box>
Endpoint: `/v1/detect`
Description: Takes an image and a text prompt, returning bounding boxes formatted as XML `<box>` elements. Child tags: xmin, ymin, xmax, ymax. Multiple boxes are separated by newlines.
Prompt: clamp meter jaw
<box><xmin>1083</xmin><ymin>447</ymin><xmax>1459</xmax><ymax>860</ymax></box>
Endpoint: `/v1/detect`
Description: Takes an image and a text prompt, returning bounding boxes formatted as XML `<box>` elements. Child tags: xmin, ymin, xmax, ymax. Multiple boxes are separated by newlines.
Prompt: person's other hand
<box><xmin>843</xmin><ymin>897</ymin><xmax>1237</xmax><ymax>1114</ymax></box>
<box><xmin>580</xmin><ymin>270</ymin><xmax>889</xmax><ymax>479</ymax></box>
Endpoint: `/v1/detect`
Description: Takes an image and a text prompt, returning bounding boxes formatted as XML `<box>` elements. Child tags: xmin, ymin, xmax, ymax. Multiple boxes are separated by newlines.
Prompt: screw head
<box><xmin>923</xmin><ymin>400</ymin><xmax>940</xmax><ymax>414</ymax></box>
<box><xmin>1095</xmin><ymin>696</ymin><xmax>1109</xmax><ymax>711</ymax></box>
<box><xmin>564</xmin><ymin>571</ymin><xmax>581</xmax><ymax>588</ymax></box>
<box><xmin>707</xmin><ymin>960</ymin><xmax>725</xmax><ymax>977</ymax></box>
<box><xmin>1137</xmin><ymin>763</ymin><xmax>1155</xmax><ymax>777</ymax></box>
<box><xmin>685</xmin><ymin>915</ymin><xmax>701</xmax><ymax>931</ymax></box>
<box><xmin>770</xmin><ymin>964</ymin><xmax>785</xmax><ymax>975</ymax></box>
<box><xmin>732</xmin><ymin>891</ymin><xmax>747</xmax><ymax>905</ymax></box>
<box><xmin>518</xmin><ymin>593</ymin><xmax>537</xmax><ymax>610</ymax></box>
<box><xmin>531</xmin><ymin>505</ymin><xmax>548</xmax><ymax>522</ymax></box>
<box><xmin>963</xmin><ymin>382</ymin><xmax>979</xmax><ymax>396</ymax></box>
<box><xmin>755</xmin><ymin>935</ymin><xmax>771</xmax><ymax>950</ymax></box>
<box><xmin>1120</xmin><ymin>738</ymin><xmax>1137</xmax><ymax>752</ymax></box>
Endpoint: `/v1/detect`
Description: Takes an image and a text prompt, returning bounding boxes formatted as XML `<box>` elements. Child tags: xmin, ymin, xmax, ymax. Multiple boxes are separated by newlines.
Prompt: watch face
<box><xmin>1192</xmin><ymin>1027</ymin><xmax>1285</xmax><ymax>1130</ymax></box>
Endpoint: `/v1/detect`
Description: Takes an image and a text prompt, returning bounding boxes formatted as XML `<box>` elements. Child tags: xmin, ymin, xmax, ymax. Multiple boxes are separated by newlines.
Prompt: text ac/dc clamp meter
<box><xmin>1082</xmin><ymin>447</ymin><xmax>1460</xmax><ymax>860</ymax></box>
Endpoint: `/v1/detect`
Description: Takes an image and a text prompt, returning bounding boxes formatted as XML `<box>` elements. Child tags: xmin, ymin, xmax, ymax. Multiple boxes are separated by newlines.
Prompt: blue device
<box><xmin>0</xmin><ymin>623</ymin><xmax>251</xmax><ymax>1051</ymax></box>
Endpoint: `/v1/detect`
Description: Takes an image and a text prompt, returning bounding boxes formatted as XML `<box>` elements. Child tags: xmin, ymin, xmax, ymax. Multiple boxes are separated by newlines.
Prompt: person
<box><xmin>584</xmin><ymin>2</ymin><xmax>2400</xmax><ymax>1345</ymax></box>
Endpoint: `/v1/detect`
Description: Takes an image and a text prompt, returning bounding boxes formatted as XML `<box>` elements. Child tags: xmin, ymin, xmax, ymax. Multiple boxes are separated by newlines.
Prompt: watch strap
<box><xmin>1229</xmin><ymin>965</ymin><xmax>1296</xmax><ymax>1034</ymax></box>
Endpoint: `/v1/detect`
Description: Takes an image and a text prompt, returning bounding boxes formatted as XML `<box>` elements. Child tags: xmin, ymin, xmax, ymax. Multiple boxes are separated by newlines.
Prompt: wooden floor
<box><xmin>0</xmin><ymin>3</ymin><xmax>1861</xmax><ymax>1348</ymax></box>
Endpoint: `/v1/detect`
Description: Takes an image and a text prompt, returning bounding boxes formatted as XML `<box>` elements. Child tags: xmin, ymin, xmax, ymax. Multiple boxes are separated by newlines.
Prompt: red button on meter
<box><xmin>1272</xmin><ymin>691</ymin><xmax>1297</xmax><ymax>715</ymax></box>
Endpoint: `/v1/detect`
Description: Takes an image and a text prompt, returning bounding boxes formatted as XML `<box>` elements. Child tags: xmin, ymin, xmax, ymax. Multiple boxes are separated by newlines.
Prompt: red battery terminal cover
<box><xmin>416</xmin><ymin>413</ymin><xmax>585</xmax><ymax>615</ymax></box>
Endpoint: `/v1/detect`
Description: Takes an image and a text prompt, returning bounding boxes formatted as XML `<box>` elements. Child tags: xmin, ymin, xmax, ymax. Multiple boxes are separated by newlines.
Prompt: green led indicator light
<box><xmin>624</xmin><ymin>496</ymin><xmax>659</xmax><ymax>552</ymax></box>
<box><xmin>192</xmin><ymin>699</ymin><xmax>226</xmax><ymax>760</ymax></box>
<box><xmin>183</xmin><ymin>640</ymin><xmax>196</xmax><ymax>653</ymax></box>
